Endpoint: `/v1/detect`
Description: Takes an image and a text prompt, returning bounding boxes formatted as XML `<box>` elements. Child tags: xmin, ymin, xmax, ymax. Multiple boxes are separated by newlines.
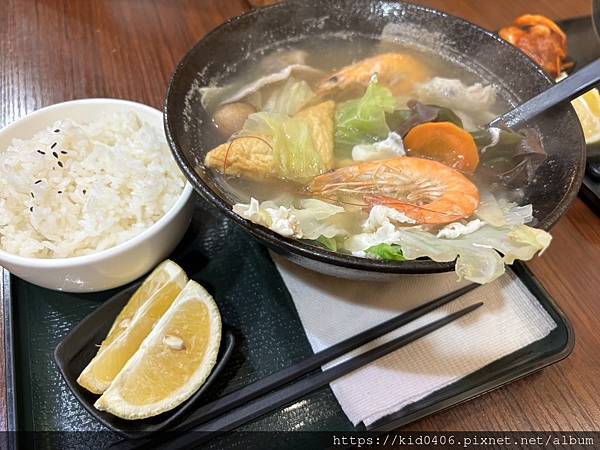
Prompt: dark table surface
<box><xmin>0</xmin><ymin>0</ymin><xmax>598</xmax><ymax>433</ymax></box>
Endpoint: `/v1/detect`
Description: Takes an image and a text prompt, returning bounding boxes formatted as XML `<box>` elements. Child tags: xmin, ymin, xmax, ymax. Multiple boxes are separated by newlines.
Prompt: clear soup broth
<box><xmin>196</xmin><ymin>34</ymin><xmax>550</xmax><ymax>284</ymax></box>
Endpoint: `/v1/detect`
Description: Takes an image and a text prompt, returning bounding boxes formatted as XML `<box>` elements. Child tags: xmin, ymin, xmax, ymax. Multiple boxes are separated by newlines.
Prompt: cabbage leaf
<box><xmin>335</xmin><ymin>80</ymin><xmax>397</xmax><ymax>149</ymax></box>
<box><xmin>262</xmin><ymin>77</ymin><xmax>315</xmax><ymax>116</ymax></box>
<box><xmin>342</xmin><ymin>198</ymin><xmax>552</xmax><ymax>284</ymax></box>
<box><xmin>476</xmin><ymin>191</ymin><xmax>533</xmax><ymax>227</ymax></box>
<box><xmin>293</xmin><ymin>199</ymin><xmax>348</xmax><ymax>239</ymax></box>
<box><xmin>233</xmin><ymin>197</ymin><xmax>348</xmax><ymax>240</ymax></box>
<box><xmin>392</xmin><ymin>223</ymin><xmax>551</xmax><ymax>284</ymax></box>
<box><xmin>242</xmin><ymin>112</ymin><xmax>325</xmax><ymax>182</ymax></box>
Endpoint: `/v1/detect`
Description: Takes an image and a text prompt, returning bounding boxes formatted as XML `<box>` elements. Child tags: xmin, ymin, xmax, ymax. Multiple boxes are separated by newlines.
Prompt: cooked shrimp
<box><xmin>306</xmin><ymin>157</ymin><xmax>479</xmax><ymax>225</ymax></box>
<box><xmin>316</xmin><ymin>53</ymin><xmax>430</xmax><ymax>97</ymax></box>
<box><xmin>499</xmin><ymin>14</ymin><xmax>571</xmax><ymax>77</ymax></box>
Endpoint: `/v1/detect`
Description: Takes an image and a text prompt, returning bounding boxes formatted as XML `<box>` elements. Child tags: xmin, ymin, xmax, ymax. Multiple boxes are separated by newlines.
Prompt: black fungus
<box><xmin>476</xmin><ymin>127</ymin><xmax>547</xmax><ymax>187</ymax></box>
<box><xmin>387</xmin><ymin>100</ymin><xmax>463</xmax><ymax>137</ymax></box>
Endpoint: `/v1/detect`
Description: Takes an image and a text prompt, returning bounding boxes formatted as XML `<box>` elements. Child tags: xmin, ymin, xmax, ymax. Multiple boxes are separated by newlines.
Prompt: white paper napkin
<box><xmin>272</xmin><ymin>253</ymin><xmax>557</xmax><ymax>427</ymax></box>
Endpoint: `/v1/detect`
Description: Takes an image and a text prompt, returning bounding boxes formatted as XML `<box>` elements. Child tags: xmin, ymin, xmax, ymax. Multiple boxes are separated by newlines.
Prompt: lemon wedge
<box><xmin>77</xmin><ymin>260</ymin><xmax>187</xmax><ymax>394</ymax></box>
<box><xmin>94</xmin><ymin>280</ymin><xmax>221</xmax><ymax>420</ymax></box>
<box><xmin>572</xmin><ymin>88</ymin><xmax>600</xmax><ymax>145</ymax></box>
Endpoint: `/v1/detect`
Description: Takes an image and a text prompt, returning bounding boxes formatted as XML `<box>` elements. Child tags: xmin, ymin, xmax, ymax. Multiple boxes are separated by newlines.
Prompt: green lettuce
<box><xmin>366</xmin><ymin>243</ymin><xmax>405</xmax><ymax>261</ymax></box>
<box><xmin>335</xmin><ymin>79</ymin><xmax>397</xmax><ymax>149</ymax></box>
<box><xmin>314</xmin><ymin>235</ymin><xmax>339</xmax><ymax>251</ymax></box>
<box><xmin>242</xmin><ymin>112</ymin><xmax>325</xmax><ymax>182</ymax></box>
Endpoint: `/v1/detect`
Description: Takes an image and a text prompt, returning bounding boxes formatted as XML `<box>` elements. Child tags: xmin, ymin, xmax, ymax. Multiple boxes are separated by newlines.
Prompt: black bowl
<box><xmin>164</xmin><ymin>0</ymin><xmax>585</xmax><ymax>280</ymax></box>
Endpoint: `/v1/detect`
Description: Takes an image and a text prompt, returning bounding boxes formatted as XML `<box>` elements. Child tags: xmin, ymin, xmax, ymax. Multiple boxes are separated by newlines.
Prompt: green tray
<box><xmin>1</xmin><ymin>197</ymin><xmax>574</xmax><ymax>449</ymax></box>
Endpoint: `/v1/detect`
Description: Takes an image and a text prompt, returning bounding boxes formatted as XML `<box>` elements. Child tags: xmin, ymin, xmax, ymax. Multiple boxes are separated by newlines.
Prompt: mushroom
<box><xmin>213</xmin><ymin>102</ymin><xmax>256</xmax><ymax>138</ymax></box>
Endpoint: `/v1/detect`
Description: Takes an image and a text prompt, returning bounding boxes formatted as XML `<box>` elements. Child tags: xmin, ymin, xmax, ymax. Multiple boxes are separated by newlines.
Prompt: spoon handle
<box><xmin>489</xmin><ymin>58</ymin><xmax>600</xmax><ymax>129</ymax></box>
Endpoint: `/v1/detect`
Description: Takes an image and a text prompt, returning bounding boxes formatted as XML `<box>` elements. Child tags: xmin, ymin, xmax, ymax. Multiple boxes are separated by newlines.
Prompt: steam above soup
<box><xmin>199</xmin><ymin>44</ymin><xmax>551</xmax><ymax>284</ymax></box>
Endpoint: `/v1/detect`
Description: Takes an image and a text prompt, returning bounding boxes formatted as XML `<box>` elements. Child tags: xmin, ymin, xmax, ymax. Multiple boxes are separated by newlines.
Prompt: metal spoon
<box><xmin>489</xmin><ymin>58</ymin><xmax>600</xmax><ymax>129</ymax></box>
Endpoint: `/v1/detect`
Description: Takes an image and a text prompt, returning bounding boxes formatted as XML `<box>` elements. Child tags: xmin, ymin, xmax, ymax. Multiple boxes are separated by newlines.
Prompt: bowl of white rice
<box><xmin>0</xmin><ymin>99</ymin><xmax>193</xmax><ymax>292</ymax></box>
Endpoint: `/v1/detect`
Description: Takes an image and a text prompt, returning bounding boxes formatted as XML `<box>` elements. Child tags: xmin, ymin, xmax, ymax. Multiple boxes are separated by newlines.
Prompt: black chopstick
<box><xmin>174</xmin><ymin>283</ymin><xmax>478</xmax><ymax>429</ymax></box>
<box><xmin>132</xmin><ymin>301</ymin><xmax>483</xmax><ymax>450</ymax></box>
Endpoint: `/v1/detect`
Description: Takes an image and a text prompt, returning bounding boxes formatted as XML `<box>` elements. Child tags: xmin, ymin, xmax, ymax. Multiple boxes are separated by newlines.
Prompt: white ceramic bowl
<box><xmin>0</xmin><ymin>99</ymin><xmax>194</xmax><ymax>292</ymax></box>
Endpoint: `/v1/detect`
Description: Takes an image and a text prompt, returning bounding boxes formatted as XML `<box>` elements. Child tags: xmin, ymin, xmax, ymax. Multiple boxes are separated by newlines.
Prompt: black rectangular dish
<box><xmin>1</xmin><ymin>198</ymin><xmax>574</xmax><ymax>450</ymax></box>
<box><xmin>53</xmin><ymin>278</ymin><xmax>237</xmax><ymax>439</ymax></box>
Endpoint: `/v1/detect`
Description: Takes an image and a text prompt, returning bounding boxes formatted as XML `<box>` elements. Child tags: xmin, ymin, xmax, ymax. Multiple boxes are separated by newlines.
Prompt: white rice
<box><xmin>0</xmin><ymin>111</ymin><xmax>185</xmax><ymax>258</ymax></box>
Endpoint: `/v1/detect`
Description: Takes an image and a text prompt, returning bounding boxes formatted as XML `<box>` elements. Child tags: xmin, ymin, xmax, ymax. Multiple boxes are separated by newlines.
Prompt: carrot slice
<box><xmin>404</xmin><ymin>122</ymin><xmax>479</xmax><ymax>173</ymax></box>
